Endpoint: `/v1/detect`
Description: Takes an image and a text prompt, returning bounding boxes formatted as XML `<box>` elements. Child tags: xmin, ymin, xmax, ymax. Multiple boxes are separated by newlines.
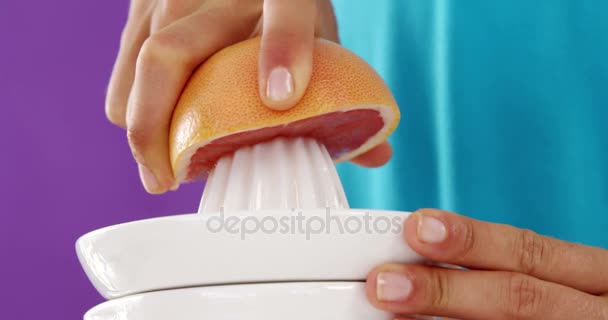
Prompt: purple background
<box><xmin>1</xmin><ymin>1</ymin><xmax>204</xmax><ymax>318</ymax></box>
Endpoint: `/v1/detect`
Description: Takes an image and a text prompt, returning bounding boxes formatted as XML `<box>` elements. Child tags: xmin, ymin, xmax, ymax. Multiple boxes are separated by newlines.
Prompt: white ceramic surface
<box><xmin>85</xmin><ymin>282</ymin><xmax>390</xmax><ymax>320</ymax></box>
<box><xmin>198</xmin><ymin>137</ymin><xmax>349</xmax><ymax>214</ymax></box>
<box><xmin>76</xmin><ymin>209</ymin><xmax>423</xmax><ymax>299</ymax></box>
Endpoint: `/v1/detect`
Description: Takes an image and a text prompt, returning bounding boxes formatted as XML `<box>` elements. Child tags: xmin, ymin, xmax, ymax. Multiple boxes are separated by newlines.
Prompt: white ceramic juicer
<box><xmin>76</xmin><ymin>136</ymin><xmax>426</xmax><ymax>320</ymax></box>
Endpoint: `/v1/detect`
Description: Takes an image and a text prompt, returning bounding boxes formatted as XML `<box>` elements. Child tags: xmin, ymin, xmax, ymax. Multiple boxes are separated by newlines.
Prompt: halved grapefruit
<box><xmin>170</xmin><ymin>37</ymin><xmax>400</xmax><ymax>183</ymax></box>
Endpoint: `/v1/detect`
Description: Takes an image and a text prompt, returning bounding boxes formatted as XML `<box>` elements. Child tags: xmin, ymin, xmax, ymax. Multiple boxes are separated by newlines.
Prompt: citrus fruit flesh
<box><xmin>187</xmin><ymin>109</ymin><xmax>383</xmax><ymax>181</ymax></box>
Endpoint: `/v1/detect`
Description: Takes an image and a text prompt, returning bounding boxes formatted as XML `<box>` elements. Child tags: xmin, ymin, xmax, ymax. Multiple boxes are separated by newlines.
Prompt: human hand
<box><xmin>105</xmin><ymin>0</ymin><xmax>392</xmax><ymax>194</ymax></box>
<box><xmin>366</xmin><ymin>209</ymin><xmax>608</xmax><ymax>319</ymax></box>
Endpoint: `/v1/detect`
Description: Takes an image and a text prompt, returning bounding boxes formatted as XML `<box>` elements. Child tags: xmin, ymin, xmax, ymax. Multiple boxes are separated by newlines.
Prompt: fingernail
<box><xmin>417</xmin><ymin>215</ymin><xmax>447</xmax><ymax>244</ymax></box>
<box><xmin>377</xmin><ymin>272</ymin><xmax>413</xmax><ymax>302</ymax></box>
<box><xmin>138</xmin><ymin>164</ymin><xmax>159</xmax><ymax>192</ymax></box>
<box><xmin>266</xmin><ymin>66</ymin><xmax>293</xmax><ymax>101</ymax></box>
<box><xmin>170</xmin><ymin>181</ymin><xmax>179</xmax><ymax>191</ymax></box>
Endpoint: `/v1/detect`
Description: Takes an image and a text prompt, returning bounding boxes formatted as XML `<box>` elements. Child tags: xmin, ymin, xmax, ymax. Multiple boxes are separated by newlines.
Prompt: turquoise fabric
<box><xmin>332</xmin><ymin>0</ymin><xmax>608</xmax><ymax>248</ymax></box>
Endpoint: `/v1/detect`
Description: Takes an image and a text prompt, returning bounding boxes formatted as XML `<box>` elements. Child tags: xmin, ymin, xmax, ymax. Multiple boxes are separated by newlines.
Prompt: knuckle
<box><xmin>502</xmin><ymin>273</ymin><xmax>545</xmax><ymax>319</ymax></box>
<box><xmin>154</xmin><ymin>0</ymin><xmax>192</xmax><ymax>28</ymax></box>
<box><xmin>137</xmin><ymin>38</ymin><xmax>161</xmax><ymax>67</ymax></box>
<box><xmin>516</xmin><ymin>229</ymin><xmax>551</xmax><ymax>275</ymax></box>
<box><xmin>427</xmin><ymin>268</ymin><xmax>451</xmax><ymax>310</ymax></box>
<box><xmin>126</xmin><ymin>126</ymin><xmax>150</xmax><ymax>154</ymax></box>
<box><xmin>120</xmin><ymin>17</ymin><xmax>148</xmax><ymax>48</ymax></box>
<box><xmin>456</xmin><ymin>219</ymin><xmax>477</xmax><ymax>261</ymax></box>
<box><xmin>123</xmin><ymin>1</ymin><xmax>154</xmax><ymax>45</ymax></box>
<box><xmin>138</xmin><ymin>33</ymin><xmax>188</xmax><ymax>68</ymax></box>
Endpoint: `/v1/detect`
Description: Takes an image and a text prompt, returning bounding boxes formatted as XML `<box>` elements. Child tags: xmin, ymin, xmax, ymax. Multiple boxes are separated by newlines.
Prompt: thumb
<box><xmin>259</xmin><ymin>0</ymin><xmax>317</xmax><ymax>111</ymax></box>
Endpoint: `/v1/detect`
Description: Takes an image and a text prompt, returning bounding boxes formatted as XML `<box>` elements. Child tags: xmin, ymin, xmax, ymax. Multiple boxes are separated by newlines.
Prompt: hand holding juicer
<box><xmin>76</xmin><ymin>37</ymin><xmax>425</xmax><ymax>319</ymax></box>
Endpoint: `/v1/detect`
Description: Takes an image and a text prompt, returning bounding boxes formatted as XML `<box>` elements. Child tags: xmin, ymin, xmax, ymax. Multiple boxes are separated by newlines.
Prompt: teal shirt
<box><xmin>333</xmin><ymin>1</ymin><xmax>608</xmax><ymax>248</ymax></box>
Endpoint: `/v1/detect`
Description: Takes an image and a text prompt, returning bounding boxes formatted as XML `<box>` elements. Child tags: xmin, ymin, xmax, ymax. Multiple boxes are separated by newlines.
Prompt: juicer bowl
<box><xmin>84</xmin><ymin>282</ymin><xmax>389</xmax><ymax>320</ymax></box>
<box><xmin>76</xmin><ymin>209</ymin><xmax>424</xmax><ymax>299</ymax></box>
